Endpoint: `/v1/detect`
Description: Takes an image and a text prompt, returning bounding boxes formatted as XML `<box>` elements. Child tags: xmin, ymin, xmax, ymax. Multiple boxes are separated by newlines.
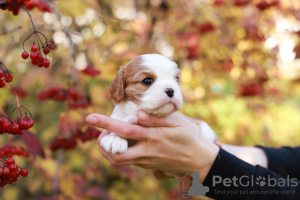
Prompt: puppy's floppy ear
<box><xmin>109</xmin><ymin>67</ymin><xmax>125</xmax><ymax>105</ymax></box>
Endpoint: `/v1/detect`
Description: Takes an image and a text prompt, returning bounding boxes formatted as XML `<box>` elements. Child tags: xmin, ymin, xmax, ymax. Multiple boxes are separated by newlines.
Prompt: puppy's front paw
<box><xmin>100</xmin><ymin>134</ymin><xmax>128</xmax><ymax>154</ymax></box>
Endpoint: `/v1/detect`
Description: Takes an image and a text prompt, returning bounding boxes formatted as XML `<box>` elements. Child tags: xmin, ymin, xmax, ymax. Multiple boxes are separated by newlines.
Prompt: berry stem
<box><xmin>0</xmin><ymin>158</ymin><xmax>4</xmax><ymax>163</ymax></box>
<box><xmin>22</xmin><ymin>32</ymin><xmax>34</xmax><ymax>51</ymax></box>
<box><xmin>8</xmin><ymin>107</ymin><xmax>16</xmax><ymax>119</ymax></box>
<box><xmin>48</xmin><ymin>2</ymin><xmax>78</xmax><ymax>86</ymax></box>
<box><xmin>8</xmin><ymin>83</ymin><xmax>21</xmax><ymax>108</ymax></box>
<box><xmin>22</xmin><ymin>6</ymin><xmax>36</xmax><ymax>32</ymax></box>
<box><xmin>0</xmin><ymin>62</ymin><xmax>9</xmax><ymax>72</ymax></box>
<box><xmin>21</xmin><ymin>105</ymin><xmax>32</xmax><ymax>118</ymax></box>
<box><xmin>36</xmin><ymin>31</ymin><xmax>48</xmax><ymax>46</ymax></box>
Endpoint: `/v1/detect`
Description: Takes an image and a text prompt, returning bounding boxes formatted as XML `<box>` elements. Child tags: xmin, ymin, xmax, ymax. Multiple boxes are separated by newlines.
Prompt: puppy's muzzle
<box><xmin>165</xmin><ymin>88</ymin><xmax>174</xmax><ymax>98</ymax></box>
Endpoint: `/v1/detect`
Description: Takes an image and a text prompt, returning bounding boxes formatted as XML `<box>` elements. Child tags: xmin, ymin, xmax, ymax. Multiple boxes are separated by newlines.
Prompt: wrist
<box><xmin>194</xmin><ymin>141</ymin><xmax>219</xmax><ymax>182</ymax></box>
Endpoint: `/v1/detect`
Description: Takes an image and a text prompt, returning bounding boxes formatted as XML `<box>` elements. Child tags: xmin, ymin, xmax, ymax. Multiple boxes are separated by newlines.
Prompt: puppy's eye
<box><xmin>176</xmin><ymin>77</ymin><xmax>180</xmax><ymax>82</ymax></box>
<box><xmin>142</xmin><ymin>77</ymin><xmax>154</xmax><ymax>86</ymax></box>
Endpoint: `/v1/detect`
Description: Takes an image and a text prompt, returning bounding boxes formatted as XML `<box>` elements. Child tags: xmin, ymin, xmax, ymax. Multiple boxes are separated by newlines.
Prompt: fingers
<box><xmin>99</xmin><ymin>147</ymin><xmax>136</xmax><ymax>166</ymax></box>
<box><xmin>86</xmin><ymin>114</ymin><xmax>149</xmax><ymax>140</ymax></box>
<box><xmin>97</xmin><ymin>129</ymin><xmax>110</xmax><ymax>145</ymax></box>
<box><xmin>137</xmin><ymin>110</ymin><xmax>184</xmax><ymax>128</ymax></box>
<box><xmin>99</xmin><ymin>139</ymin><xmax>146</xmax><ymax>161</ymax></box>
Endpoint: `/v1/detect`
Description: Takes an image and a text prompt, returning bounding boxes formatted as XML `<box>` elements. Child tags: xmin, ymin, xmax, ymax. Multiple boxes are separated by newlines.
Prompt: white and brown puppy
<box><xmin>101</xmin><ymin>54</ymin><xmax>217</xmax><ymax>154</ymax></box>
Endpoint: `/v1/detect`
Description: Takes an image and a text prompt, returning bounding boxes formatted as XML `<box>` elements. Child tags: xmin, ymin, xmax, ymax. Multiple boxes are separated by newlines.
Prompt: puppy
<box><xmin>101</xmin><ymin>54</ymin><xmax>217</xmax><ymax>154</ymax></box>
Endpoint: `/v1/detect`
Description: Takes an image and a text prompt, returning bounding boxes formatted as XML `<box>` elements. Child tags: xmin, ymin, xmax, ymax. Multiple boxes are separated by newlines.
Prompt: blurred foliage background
<box><xmin>1</xmin><ymin>0</ymin><xmax>300</xmax><ymax>199</ymax></box>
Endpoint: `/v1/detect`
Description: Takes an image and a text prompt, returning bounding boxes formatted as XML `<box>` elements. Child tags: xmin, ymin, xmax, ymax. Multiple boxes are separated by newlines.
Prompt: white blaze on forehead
<box><xmin>140</xmin><ymin>54</ymin><xmax>178</xmax><ymax>77</ymax></box>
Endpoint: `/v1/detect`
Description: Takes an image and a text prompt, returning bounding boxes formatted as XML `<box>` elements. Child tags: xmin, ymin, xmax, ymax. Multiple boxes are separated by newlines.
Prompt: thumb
<box><xmin>138</xmin><ymin>110</ymin><xmax>182</xmax><ymax>127</ymax></box>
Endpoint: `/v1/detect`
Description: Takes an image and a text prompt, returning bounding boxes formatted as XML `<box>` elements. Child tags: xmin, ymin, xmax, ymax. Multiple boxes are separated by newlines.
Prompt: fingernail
<box><xmin>86</xmin><ymin>115</ymin><xmax>97</xmax><ymax>125</ymax></box>
<box><xmin>139</xmin><ymin>110</ymin><xmax>149</xmax><ymax>122</ymax></box>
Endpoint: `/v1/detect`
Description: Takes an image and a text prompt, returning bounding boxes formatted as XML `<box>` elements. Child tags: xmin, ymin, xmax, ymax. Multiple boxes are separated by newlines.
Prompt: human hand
<box><xmin>86</xmin><ymin>111</ymin><xmax>219</xmax><ymax>182</ymax></box>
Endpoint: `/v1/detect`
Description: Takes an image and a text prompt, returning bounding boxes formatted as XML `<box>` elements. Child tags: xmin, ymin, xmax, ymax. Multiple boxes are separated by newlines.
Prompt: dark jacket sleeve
<box><xmin>256</xmin><ymin>146</ymin><xmax>300</xmax><ymax>179</ymax></box>
<box><xmin>202</xmin><ymin>148</ymin><xmax>300</xmax><ymax>200</ymax></box>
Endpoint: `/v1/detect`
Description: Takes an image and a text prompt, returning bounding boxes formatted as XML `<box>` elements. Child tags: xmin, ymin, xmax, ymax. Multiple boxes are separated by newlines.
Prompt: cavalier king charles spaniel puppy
<box><xmin>101</xmin><ymin>54</ymin><xmax>217</xmax><ymax>154</ymax></box>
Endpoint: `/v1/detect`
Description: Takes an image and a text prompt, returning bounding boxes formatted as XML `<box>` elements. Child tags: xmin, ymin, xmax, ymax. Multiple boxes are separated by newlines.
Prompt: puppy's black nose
<box><xmin>165</xmin><ymin>88</ymin><xmax>174</xmax><ymax>98</ymax></box>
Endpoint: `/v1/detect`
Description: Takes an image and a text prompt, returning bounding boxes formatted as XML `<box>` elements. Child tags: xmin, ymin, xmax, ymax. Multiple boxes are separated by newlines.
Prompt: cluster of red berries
<box><xmin>239</xmin><ymin>83</ymin><xmax>265</xmax><ymax>97</ymax></box>
<box><xmin>213</xmin><ymin>0</ymin><xmax>279</xmax><ymax>8</ymax></box>
<box><xmin>76</xmin><ymin>126</ymin><xmax>101</xmax><ymax>142</ymax></box>
<box><xmin>0</xmin><ymin>0</ymin><xmax>31</xmax><ymax>15</ymax></box>
<box><xmin>22</xmin><ymin>43</ymin><xmax>54</xmax><ymax>68</ymax></box>
<box><xmin>10</xmin><ymin>87</ymin><xmax>27</xmax><ymax>99</ymax></box>
<box><xmin>190</xmin><ymin>21</ymin><xmax>216</xmax><ymax>33</ymax></box>
<box><xmin>0</xmin><ymin>116</ymin><xmax>34</xmax><ymax>135</ymax></box>
<box><xmin>50</xmin><ymin>126</ymin><xmax>101</xmax><ymax>152</ymax></box>
<box><xmin>0</xmin><ymin>158</ymin><xmax>28</xmax><ymax>187</ymax></box>
<box><xmin>38</xmin><ymin>87</ymin><xmax>84</xmax><ymax>102</ymax></box>
<box><xmin>198</xmin><ymin>22</ymin><xmax>216</xmax><ymax>33</ymax></box>
<box><xmin>80</xmin><ymin>65</ymin><xmax>101</xmax><ymax>77</ymax></box>
<box><xmin>68</xmin><ymin>101</ymin><xmax>92</xmax><ymax>110</ymax></box>
<box><xmin>234</xmin><ymin>0</ymin><xmax>250</xmax><ymax>7</ymax></box>
<box><xmin>0</xmin><ymin>145</ymin><xmax>29</xmax><ymax>158</ymax></box>
<box><xmin>213</xmin><ymin>0</ymin><xmax>224</xmax><ymax>6</ymax></box>
<box><xmin>38</xmin><ymin>87</ymin><xmax>91</xmax><ymax>109</ymax></box>
<box><xmin>25</xmin><ymin>0</ymin><xmax>52</xmax><ymax>13</ymax></box>
<box><xmin>0</xmin><ymin>69</ymin><xmax>13</xmax><ymax>88</ymax></box>
<box><xmin>177</xmin><ymin>32</ymin><xmax>200</xmax><ymax>60</ymax></box>
<box><xmin>49</xmin><ymin>136</ymin><xmax>77</xmax><ymax>152</ymax></box>
<box><xmin>256</xmin><ymin>1</ymin><xmax>279</xmax><ymax>11</ymax></box>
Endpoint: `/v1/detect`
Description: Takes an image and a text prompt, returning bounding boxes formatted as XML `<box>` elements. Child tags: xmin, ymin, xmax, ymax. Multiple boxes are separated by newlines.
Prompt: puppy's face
<box><xmin>110</xmin><ymin>54</ymin><xmax>183</xmax><ymax>117</ymax></box>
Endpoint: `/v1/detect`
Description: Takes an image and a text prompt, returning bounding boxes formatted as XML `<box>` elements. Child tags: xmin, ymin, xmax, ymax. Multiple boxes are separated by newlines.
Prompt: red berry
<box><xmin>48</xmin><ymin>42</ymin><xmax>55</xmax><ymax>49</ymax></box>
<box><xmin>20</xmin><ymin>168</ymin><xmax>28</xmax><ymax>177</ymax></box>
<box><xmin>5</xmin><ymin>73</ymin><xmax>13</xmax><ymax>82</ymax></box>
<box><xmin>37</xmin><ymin>62</ymin><xmax>43</xmax><ymax>67</ymax></box>
<box><xmin>11</xmin><ymin>123</ymin><xmax>20</xmax><ymax>132</ymax></box>
<box><xmin>6</xmin><ymin>158</ymin><xmax>15</xmax><ymax>165</ymax></box>
<box><xmin>3</xmin><ymin>167</ymin><xmax>10</xmax><ymax>175</ymax></box>
<box><xmin>43</xmin><ymin>47</ymin><xmax>50</xmax><ymax>54</ymax></box>
<box><xmin>19</xmin><ymin>119</ymin><xmax>27</xmax><ymax>129</ymax></box>
<box><xmin>43</xmin><ymin>59</ymin><xmax>50</xmax><ymax>68</ymax></box>
<box><xmin>0</xmin><ymin>77</ymin><xmax>5</xmax><ymax>88</ymax></box>
<box><xmin>27</xmin><ymin>118</ymin><xmax>34</xmax><ymax>128</ymax></box>
<box><xmin>30</xmin><ymin>52</ymin><xmax>38</xmax><ymax>60</ymax></box>
<box><xmin>0</xmin><ymin>168</ymin><xmax>3</xmax><ymax>176</ymax></box>
<box><xmin>0</xmin><ymin>117</ymin><xmax>6</xmax><ymax>125</ymax></box>
<box><xmin>22</xmin><ymin>51</ymin><xmax>29</xmax><ymax>59</ymax></box>
<box><xmin>31</xmin><ymin>45</ymin><xmax>38</xmax><ymax>52</ymax></box>
<box><xmin>0</xmin><ymin>69</ymin><xmax>4</xmax><ymax>78</ymax></box>
<box><xmin>10</xmin><ymin>171</ymin><xmax>18</xmax><ymax>178</ymax></box>
<box><xmin>38</xmin><ymin>54</ymin><xmax>44</xmax><ymax>61</ymax></box>
<box><xmin>3</xmin><ymin>121</ymin><xmax>11</xmax><ymax>130</ymax></box>
<box><xmin>31</xmin><ymin>59</ymin><xmax>38</xmax><ymax>65</ymax></box>
<box><xmin>9</xmin><ymin>164</ymin><xmax>18</xmax><ymax>172</ymax></box>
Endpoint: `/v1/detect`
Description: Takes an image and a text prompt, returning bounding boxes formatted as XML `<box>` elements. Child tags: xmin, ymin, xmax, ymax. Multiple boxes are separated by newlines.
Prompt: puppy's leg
<box><xmin>199</xmin><ymin>121</ymin><xmax>218</xmax><ymax>143</ymax></box>
<box><xmin>182</xmin><ymin>115</ymin><xmax>218</xmax><ymax>143</ymax></box>
<box><xmin>100</xmin><ymin>115</ymin><xmax>138</xmax><ymax>154</ymax></box>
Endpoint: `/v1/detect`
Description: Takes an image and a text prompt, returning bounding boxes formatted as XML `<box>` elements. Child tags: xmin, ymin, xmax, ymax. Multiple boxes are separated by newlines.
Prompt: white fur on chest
<box><xmin>111</xmin><ymin>101</ymin><xmax>140</xmax><ymax>120</ymax></box>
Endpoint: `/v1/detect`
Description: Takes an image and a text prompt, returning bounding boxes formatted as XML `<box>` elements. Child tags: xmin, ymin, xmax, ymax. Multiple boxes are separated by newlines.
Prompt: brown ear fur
<box><xmin>109</xmin><ymin>67</ymin><xmax>125</xmax><ymax>105</ymax></box>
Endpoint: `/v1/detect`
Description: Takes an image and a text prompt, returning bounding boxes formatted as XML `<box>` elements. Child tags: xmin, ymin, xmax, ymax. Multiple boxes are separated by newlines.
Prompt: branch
<box><xmin>22</xmin><ymin>6</ymin><xmax>37</xmax><ymax>32</ymax></box>
<box><xmin>47</xmin><ymin>2</ymin><xmax>78</xmax><ymax>86</ymax></box>
<box><xmin>52</xmin><ymin>149</ymin><xmax>64</xmax><ymax>198</ymax></box>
